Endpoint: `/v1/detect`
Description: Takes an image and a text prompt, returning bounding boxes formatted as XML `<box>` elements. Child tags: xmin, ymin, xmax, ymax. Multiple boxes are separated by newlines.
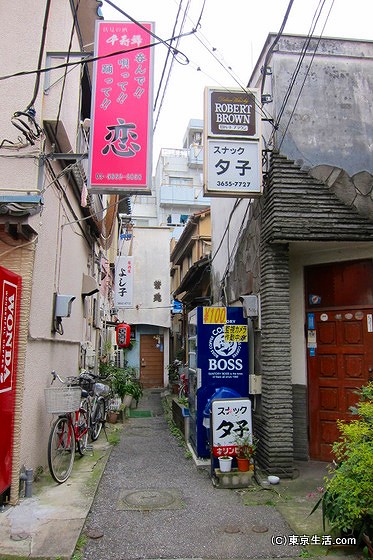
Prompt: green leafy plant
<box><xmin>108</xmin><ymin>366</ymin><xmax>142</xmax><ymax>403</ymax></box>
<box><xmin>177</xmin><ymin>395</ymin><xmax>189</xmax><ymax>408</ymax></box>
<box><xmin>167</xmin><ymin>359</ymin><xmax>182</xmax><ymax>384</ymax></box>
<box><xmin>121</xmin><ymin>377</ymin><xmax>143</xmax><ymax>404</ymax></box>
<box><xmin>233</xmin><ymin>430</ymin><xmax>258</xmax><ymax>459</ymax></box>
<box><xmin>311</xmin><ymin>382</ymin><xmax>373</xmax><ymax>546</ymax></box>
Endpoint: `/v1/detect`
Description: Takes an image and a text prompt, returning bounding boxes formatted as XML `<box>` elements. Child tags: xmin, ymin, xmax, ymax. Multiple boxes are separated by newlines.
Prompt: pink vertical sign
<box><xmin>89</xmin><ymin>21</ymin><xmax>154</xmax><ymax>193</ymax></box>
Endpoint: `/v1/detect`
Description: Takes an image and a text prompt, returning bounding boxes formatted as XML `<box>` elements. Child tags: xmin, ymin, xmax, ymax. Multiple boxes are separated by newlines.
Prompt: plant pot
<box><xmin>122</xmin><ymin>394</ymin><xmax>133</xmax><ymax>408</ymax></box>
<box><xmin>236</xmin><ymin>457</ymin><xmax>250</xmax><ymax>472</ymax></box>
<box><xmin>107</xmin><ymin>411</ymin><xmax>119</xmax><ymax>424</ymax></box>
<box><xmin>172</xmin><ymin>383</ymin><xmax>179</xmax><ymax>394</ymax></box>
<box><xmin>218</xmin><ymin>456</ymin><xmax>233</xmax><ymax>473</ymax></box>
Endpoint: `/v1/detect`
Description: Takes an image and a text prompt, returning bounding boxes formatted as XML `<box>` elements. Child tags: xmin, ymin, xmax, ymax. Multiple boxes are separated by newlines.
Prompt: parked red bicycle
<box><xmin>44</xmin><ymin>371</ymin><xmax>90</xmax><ymax>483</ymax></box>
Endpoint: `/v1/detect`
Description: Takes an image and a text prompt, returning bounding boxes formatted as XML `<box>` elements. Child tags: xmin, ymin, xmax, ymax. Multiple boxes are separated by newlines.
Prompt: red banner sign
<box><xmin>0</xmin><ymin>266</ymin><xmax>21</xmax><ymax>494</ymax></box>
<box><xmin>88</xmin><ymin>21</ymin><xmax>154</xmax><ymax>193</ymax></box>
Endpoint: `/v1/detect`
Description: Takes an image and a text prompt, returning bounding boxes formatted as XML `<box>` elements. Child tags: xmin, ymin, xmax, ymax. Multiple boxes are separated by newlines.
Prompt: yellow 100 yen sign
<box><xmin>203</xmin><ymin>307</ymin><xmax>226</xmax><ymax>324</ymax></box>
<box><xmin>224</xmin><ymin>324</ymin><xmax>248</xmax><ymax>342</ymax></box>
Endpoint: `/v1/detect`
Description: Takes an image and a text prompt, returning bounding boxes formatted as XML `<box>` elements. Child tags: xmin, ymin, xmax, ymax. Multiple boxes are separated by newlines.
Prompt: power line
<box><xmin>278</xmin><ymin>0</ymin><xmax>335</xmax><ymax>150</ymax></box>
<box><xmin>153</xmin><ymin>0</ymin><xmax>192</xmax><ymax>131</ymax></box>
<box><xmin>0</xmin><ymin>29</ymin><xmax>194</xmax><ymax>83</ymax></box>
<box><xmin>269</xmin><ymin>0</ymin><xmax>333</xmax><ymax>150</ymax></box>
<box><xmin>101</xmin><ymin>0</ymin><xmax>191</xmax><ymax>64</ymax></box>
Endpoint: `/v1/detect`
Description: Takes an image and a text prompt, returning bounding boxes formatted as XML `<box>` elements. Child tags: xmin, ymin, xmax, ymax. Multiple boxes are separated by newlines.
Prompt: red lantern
<box><xmin>116</xmin><ymin>323</ymin><xmax>131</xmax><ymax>348</ymax></box>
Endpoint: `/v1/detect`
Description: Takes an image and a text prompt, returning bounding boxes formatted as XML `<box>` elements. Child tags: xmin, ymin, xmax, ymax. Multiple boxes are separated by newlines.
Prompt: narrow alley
<box><xmin>81</xmin><ymin>389</ymin><xmax>301</xmax><ymax>559</ymax></box>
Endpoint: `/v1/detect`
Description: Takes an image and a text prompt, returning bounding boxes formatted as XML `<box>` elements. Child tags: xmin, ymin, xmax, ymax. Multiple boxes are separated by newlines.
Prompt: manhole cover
<box><xmin>224</xmin><ymin>525</ymin><xmax>241</xmax><ymax>534</ymax></box>
<box><xmin>252</xmin><ymin>524</ymin><xmax>269</xmax><ymax>533</ymax></box>
<box><xmin>85</xmin><ymin>527</ymin><xmax>104</xmax><ymax>539</ymax></box>
<box><xmin>117</xmin><ymin>488</ymin><xmax>184</xmax><ymax>511</ymax></box>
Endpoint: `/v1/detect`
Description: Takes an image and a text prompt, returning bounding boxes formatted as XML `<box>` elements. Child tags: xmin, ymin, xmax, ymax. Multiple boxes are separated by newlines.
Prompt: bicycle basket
<box><xmin>44</xmin><ymin>386</ymin><xmax>82</xmax><ymax>414</ymax></box>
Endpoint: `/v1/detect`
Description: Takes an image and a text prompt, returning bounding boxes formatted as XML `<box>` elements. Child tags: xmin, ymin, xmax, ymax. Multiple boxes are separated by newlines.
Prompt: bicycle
<box><xmin>44</xmin><ymin>371</ymin><xmax>91</xmax><ymax>483</ymax></box>
<box><xmin>178</xmin><ymin>372</ymin><xmax>189</xmax><ymax>399</ymax></box>
<box><xmin>79</xmin><ymin>370</ymin><xmax>111</xmax><ymax>441</ymax></box>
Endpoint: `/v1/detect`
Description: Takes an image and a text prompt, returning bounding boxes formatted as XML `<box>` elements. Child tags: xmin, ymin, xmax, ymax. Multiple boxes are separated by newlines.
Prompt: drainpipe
<box><xmin>19</xmin><ymin>468</ymin><xmax>33</xmax><ymax>498</ymax></box>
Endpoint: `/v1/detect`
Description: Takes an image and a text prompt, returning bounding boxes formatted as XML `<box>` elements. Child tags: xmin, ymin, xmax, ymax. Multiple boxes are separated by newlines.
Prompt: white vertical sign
<box><xmin>114</xmin><ymin>256</ymin><xmax>134</xmax><ymax>308</ymax></box>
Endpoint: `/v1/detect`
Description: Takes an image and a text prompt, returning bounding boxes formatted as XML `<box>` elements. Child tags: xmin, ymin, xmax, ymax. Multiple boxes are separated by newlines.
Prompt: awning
<box><xmin>82</xmin><ymin>273</ymin><xmax>99</xmax><ymax>297</ymax></box>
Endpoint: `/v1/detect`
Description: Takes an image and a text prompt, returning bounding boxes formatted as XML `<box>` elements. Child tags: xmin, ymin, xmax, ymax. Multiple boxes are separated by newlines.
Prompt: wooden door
<box><xmin>308</xmin><ymin>309</ymin><xmax>373</xmax><ymax>460</ymax></box>
<box><xmin>139</xmin><ymin>334</ymin><xmax>164</xmax><ymax>388</ymax></box>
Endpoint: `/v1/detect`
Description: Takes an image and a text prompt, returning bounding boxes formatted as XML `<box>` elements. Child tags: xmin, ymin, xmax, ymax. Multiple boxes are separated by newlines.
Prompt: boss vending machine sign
<box><xmin>188</xmin><ymin>306</ymin><xmax>249</xmax><ymax>458</ymax></box>
<box><xmin>199</xmin><ymin>306</ymin><xmax>248</xmax><ymax>383</ymax></box>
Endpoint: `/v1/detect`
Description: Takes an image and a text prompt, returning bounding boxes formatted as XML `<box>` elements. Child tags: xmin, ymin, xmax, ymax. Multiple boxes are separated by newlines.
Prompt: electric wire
<box><xmin>153</xmin><ymin>0</ymin><xmax>186</xmax><ymax>111</ymax></box>
<box><xmin>101</xmin><ymin>0</ymin><xmax>190</xmax><ymax>64</ymax></box>
<box><xmin>269</xmin><ymin>0</ymin><xmax>331</xmax><ymax>148</ymax></box>
<box><xmin>210</xmin><ymin>199</ymin><xmax>242</xmax><ymax>264</ymax></box>
<box><xmin>275</xmin><ymin>0</ymin><xmax>326</xmax><ymax>127</ymax></box>
<box><xmin>260</xmin><ymin>0</ymin><xmax>295</xmax><ymax>98</ymax></box>
<box><xmin>0</xmin><ymin>31</ymin><xmax>194</xmax><ymax>83</ymax></box>
<box><xmin>153</xmin><ymin>0</ymin><xmax>191</xmax><ymax>131</ymax></box>
<box><xmin>220</xmin><ymin>199</ymin><xmax>251</xmax><ymax>288</ymax></box>
<box><xmin>278</xmin><ymin>0</ymin><xmax>335</xmax><ymax>150</ymax></box>
<box><xmin>54</xmin><ymin>0</ymin><xmax>81</xmax><ymax>140</ymax></box>
<box><xmin>172</xmin><ymin>1</ymin><xmax>275</xmax><ymax>125</ymax></box>
<box><xmin>26</xmin><ymin>0</ymin><xmax>52</xmax><ymax>111</ymax></box>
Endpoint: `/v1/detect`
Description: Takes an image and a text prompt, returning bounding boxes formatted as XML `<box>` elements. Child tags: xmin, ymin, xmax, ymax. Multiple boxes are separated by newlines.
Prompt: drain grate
<box><xmin>117</xmin><ymin>488</ymin><xmax>184</xmax><ymax>511</ymax></box>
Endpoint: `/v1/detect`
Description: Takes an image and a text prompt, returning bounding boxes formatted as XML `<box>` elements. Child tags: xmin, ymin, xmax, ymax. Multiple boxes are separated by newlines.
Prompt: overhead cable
<box><xmin>278</xmin><ymin>0</ymin><xmax>335</xmax><ymax>150</ymax></box>
<box><xmin>102</xmin><ymin>0</ymin><xmax>191</xmax><ymax>64</ymax></box>
<box><xmin>153</xmin><ymin>0</ymin><xmax>190</xmax><ymax>132</ymax></box>
<box><xmin>0</xmin><ymin>31</ymin><xmax>194</xmax><ymax>83</ymax></box>
<box><xmin>260</xmin><ymin>0</ymin><xmax>295</xmax><ymax>97</ymax></box>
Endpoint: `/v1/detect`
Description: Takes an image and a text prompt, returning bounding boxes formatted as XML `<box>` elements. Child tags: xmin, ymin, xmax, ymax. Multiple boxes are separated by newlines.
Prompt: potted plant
<box><xmin>234</xmin><ymin>431</ymin><xmax>257</xmax><ymax>472</ymax></box>
<box><xmin>218</xmin><ymin>455</ymin><xmax>233</xmax><ymax>473</ymax></box>
<box><xmin>167</xmin><ymin>359</ymin><xmax>182</xmax><ymax>393</ymax></box>
<box><xmin>122</xmin><ymin>377</ymin><xmax>143</xmax><ymax>407</ymax></box>
<box><xmin>109</xmin><ymin>366</ymin><xmax>141</xmax><ymax>403</ymax></box>
<box><xmin>311</xmin><ymin>382</ymin><xmax>373</xmax><ymax>554</ymax></box>
<box><xmin>107</xmin><ymin>396</ymin><xmax>122</xmax><ymax>423</ymax></box>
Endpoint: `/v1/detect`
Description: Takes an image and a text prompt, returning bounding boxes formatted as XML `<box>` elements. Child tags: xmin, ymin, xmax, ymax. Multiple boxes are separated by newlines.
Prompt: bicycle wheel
<box><xmin>178</xmin><ymin>384</ymin><xmax>186</xmax><ymax>399</ymax></box>
<box><xmin>91</xmin><ymin>398</ymin><xmax>105</xmax><ymax>441</ymax></box>
<box><xmin>48</xmin><ymin>416</ymin><xmax>75</xmax><ymax>484</ymax></box>
<box><xmin>77</xmin><ymin>399</ymin><xmax>90</xmax><ymax>456</ymax></box>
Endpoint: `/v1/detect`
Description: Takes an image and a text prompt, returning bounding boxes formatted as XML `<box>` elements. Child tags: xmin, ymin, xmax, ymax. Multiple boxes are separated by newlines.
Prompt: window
<box><xmin>169</xmin><ymin>177</ymin><xmax>193</xmax><ymax>187</ymax></box>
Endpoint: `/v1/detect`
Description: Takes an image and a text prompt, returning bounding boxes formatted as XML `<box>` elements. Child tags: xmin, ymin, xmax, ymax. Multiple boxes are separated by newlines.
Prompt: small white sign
<box><xmin>367</xmin><ymin>314</ymin><xmax>373</xmax><ymax>333</ymax></box>
<box><xmin>114</xmin><ymin>256</ymin><xmax>134</xmax><ymax>308</ymax></box>
<box><xmin>204</xmin><ymin>139</ymin><xmax>262</xmax><ymax>197</ymax></box>
<box><xmin>211</xmin><ymin>398</ymin><xmax>252</xmax><ymax>457</ymax></box>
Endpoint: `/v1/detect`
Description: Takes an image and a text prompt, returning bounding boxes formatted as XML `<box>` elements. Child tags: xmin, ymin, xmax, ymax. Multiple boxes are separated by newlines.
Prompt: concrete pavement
<box><xmin>0</xmin><ymin>390</ymin><xmax>363</xmax><ymax>560</ymax></box>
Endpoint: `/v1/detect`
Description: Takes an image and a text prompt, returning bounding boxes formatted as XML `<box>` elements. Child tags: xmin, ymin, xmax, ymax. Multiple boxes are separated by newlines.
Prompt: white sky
<box><xmin>101</xmin><ymin>0</ymin><xmax>373</xmax><ymax>170</ymax></box>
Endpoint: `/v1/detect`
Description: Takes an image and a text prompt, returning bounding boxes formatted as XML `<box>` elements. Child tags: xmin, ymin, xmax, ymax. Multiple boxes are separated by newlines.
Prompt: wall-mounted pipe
<box><xmin>19</xmin><ymin>468</ymin><xmax>33</xmax><ymax>498</ymax></box>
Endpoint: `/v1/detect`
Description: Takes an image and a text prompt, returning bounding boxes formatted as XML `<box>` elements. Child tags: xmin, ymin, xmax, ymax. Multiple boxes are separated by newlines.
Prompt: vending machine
<box><xmin>187</xmin><ymin>306</ymin><xmax>249</xmax><ymax>458</ymax></box>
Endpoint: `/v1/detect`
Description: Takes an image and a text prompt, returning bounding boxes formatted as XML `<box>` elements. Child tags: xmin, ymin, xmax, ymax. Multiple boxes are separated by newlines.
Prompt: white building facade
<box><xmin>0</xmin><ymin>1</ymin><xmax>117</xmax><ymax>503</ymax></box>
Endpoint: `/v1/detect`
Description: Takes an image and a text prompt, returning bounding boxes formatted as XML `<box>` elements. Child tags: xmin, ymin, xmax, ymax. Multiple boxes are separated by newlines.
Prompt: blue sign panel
<box><xmin>188</xmin><ymin>307</ymin><xmax>249</xmax><ymax>458</ymax></box>
<box><xmin>196</xmin><ymin>306</ymin><xmax>248</xmax><ymax>392</ymax></box>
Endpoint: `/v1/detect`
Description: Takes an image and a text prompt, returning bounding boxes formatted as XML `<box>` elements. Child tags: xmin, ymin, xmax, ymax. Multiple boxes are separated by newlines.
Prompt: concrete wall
<box><xmin>253</xmin><ymin>35</ymin><xmax>373</xmax><ymax>175</ymax></box>
<box><xmin>119</xmin><ymin>226</ymin><xmax>171</xmax><ymax>329</ymax></box>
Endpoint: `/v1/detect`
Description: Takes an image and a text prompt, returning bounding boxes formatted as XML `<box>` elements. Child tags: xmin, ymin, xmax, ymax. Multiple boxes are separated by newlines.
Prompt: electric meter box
<box><xmin>54</xmin><ymin>294</ymin><xmax>76</xmax><ymax>318</ymax></box>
